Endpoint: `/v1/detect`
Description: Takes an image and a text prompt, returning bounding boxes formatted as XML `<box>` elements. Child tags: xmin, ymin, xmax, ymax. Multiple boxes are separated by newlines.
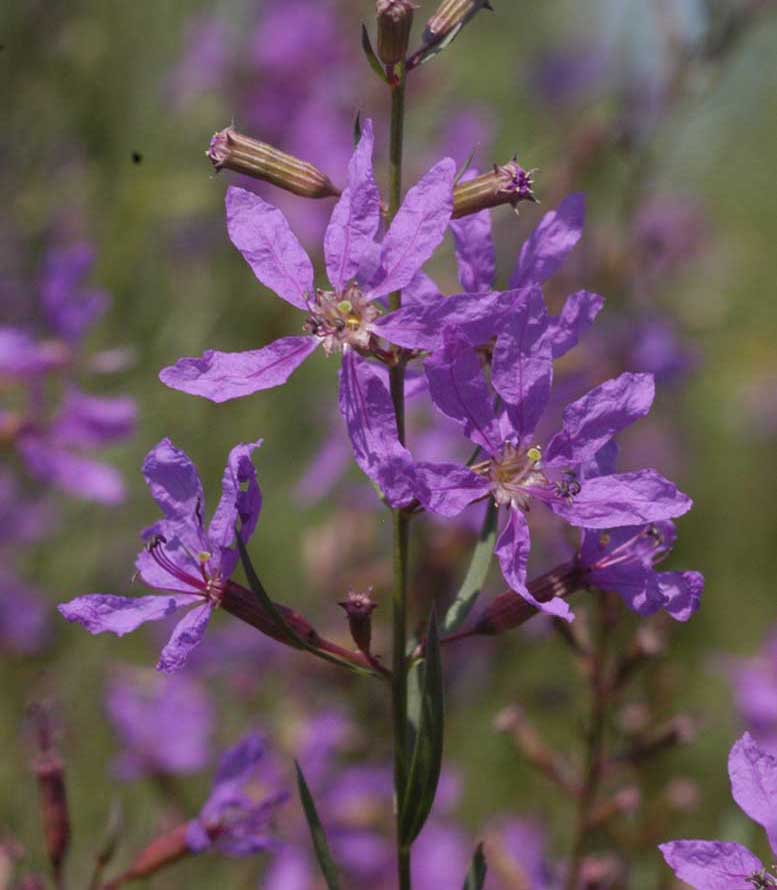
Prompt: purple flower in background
<box><xmin>413</xmin><ymin>309</ymin><xmax>691</xmax><ymax>620</ymax></box>
<box><xmin>486</xmin><ymin>818</ymin><xmax>557</xmax><ymax>889</ymax></box>
<box><xmin>58</xmin><ymin>438</ymin><xmax>262</xmax><ymax>672</ymax></box>
<box><xmin>186</xmin><ymin>733</ymin><xmax>287</xmax><ymax>857</ymax></box>
<box><xmin>660</xmin><ymin>733</ymin><xmax>777</xmax><ymax>889</ymax></box>
<box><xmin>728</xmin><ymin>634</ymin><xmax>777</xmax><ymax>754</ymax></box>
<box><xmin>40</xmin><ymin>243</ymin><xmax>108</xmax><ymax>343</ymax></box>
<box><xmin>0</xmin><ymin>570</ymin><xmax>49</xmax><ymax>656</ymax></box>
<box><xmin>169</xmin><ymin>14</ymin><xmax>231</xmax><ymax>106</ymax></box>
<box><xmin>412</xmin><ymin>822</ymin><xmax>472</xmax><ymax>890</ymax></box>
<box><xmin>106</xmin><ymin>667</ymin><xmax>213</xmax><ymax>779</ymax></box>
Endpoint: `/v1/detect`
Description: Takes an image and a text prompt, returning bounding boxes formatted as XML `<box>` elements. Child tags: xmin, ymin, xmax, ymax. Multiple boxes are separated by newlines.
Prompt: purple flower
<box><xmin>186</xmin><ymin>733</ymin><xmax>287</xmax><ymax>857</ymax></box>
<box><xmin>0</xmin><ymin>569</ymin><xmax>49</xmax><ymax>656</ymax></box>
<box><xmin>40</xmin><ymin>243</ymin><xmax>108</xmax><ymax>343</ymax></box>
<box><xmin>106</xmin><ymin>667</ymin><xmax>213</xmax><ymax>779</ymax></box>
<box><xmin>413</xmin><ymin>313</ymin><xmax>691</xmax><ymax>620</ymax></box>
<box><xmin>58</xmin><ymin>438</ymin><xmax>262</xmax><ymax>672</ymax></box>
<box><xmin>412</xmin><ymin>822</ymin><xmax>471</xmax><ymax>890</ymax></box>
<box><xmin>728</xmin><ymin>634</ymin><xmax>777</xmax><ymax>754</ymax></box>
<box><xmin>660</xmin><ymin>733</ymin><xmax>777</xmax><ymax>889</ymax></box>
<box><xmin>486</xmin><ymin>818</ymin><xmax>557</xmax><ymax>889</ymax></box>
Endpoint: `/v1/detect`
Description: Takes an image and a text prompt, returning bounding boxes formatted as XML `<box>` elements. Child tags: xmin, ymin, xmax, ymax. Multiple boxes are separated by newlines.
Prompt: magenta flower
<box><xmin>186</xmin><ymin>733</ymin><xmax>287</xmax><ymax>857</ymax></box>
<box><xmin>58</xmin><ymin>438</ymin><xmax>262</xmax><ymax>672</ymax></box>
<box><xmin>414</xmin><ymin>311</ymin><xmax>691</xmax><ymax>620</ymax></box>
<box><xmin>660</xmin><ymin>733</ymin><xmax>777</xmax><ymax>889</ymax></box>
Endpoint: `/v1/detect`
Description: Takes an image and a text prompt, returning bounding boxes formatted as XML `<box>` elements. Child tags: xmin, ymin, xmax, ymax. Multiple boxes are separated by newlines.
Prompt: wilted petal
<box><xmin>495</xmin><ymin>507</ymin><xmax>573</xmax><ymax>621</ymax></box>
<box><xmin>658</xmin><ymin>840</ymin><xmax>762</xmax><ymax>890</ymax></box>
<box><xmin>659</xmin><ymin>570</ymin><xmax>703</xmax><ymax>622</ymax></box>
<box><xmin>58</xmin><ymin>593</ymin><xmax>200</xmax><ymax>636</ymax></box>
<box><xmin>142</xmin><ymin>439</ymin><xmax>205</xmax><ymax>524</ymax></box>
<box><xmin>414</xmin><ymin>462</ymin><xmax>490</xmax><ymax>517</ymax></box>
<box><xmin>325</xmin><ymin>119</ymin><xmax>381</xmax><ymax>291</ymax></box>
<box><xmin>160</xmin><ymin>336</ymin><xmax>319</xmax><ymax>403</ymax></box>
<box><xmin>450</xmin><ymin>196</ymin><xmax>495</xmax><ymax>292</ymax></box>
<box><xmin>729</xmin><ymin>733</ymin><xmax>777</xmax><ymax>853</ymax></box>
<box><xmin>547</xmin><ymin>290</ymin><xmax>604</xmax><ymax>358</ymax></box>
<box><xmin>510</xmin><ymin>193</ymin><xmax>585</xmax><ymax>287</ymax></box>
<box><xmin>555</xmin><ymin>470</ymin><xmax>692</xmax><ymax>528</ymax></box>
<box><xmin>338</xmin><ymin>351</ymin><xmax>416</xmax><ymax>508</ymax></box>
<box><xmin>425</xmin><ymin>331</ymin><xmax>500</xmax><ymax>452</ymax></box>
<box><xmin>226</xmin><ymin>187</ymin><xmax>313</xmax><ymax>310</ymax></box>
<box><xmin>157</xmin><ymin>602</ymin><xmax>213</xmax><ymax>673</ymax></box>
<box><xmin>546</xmin><ymin>373</ymin><xmax>655</xmax><ymax>467</ymax></box>
<box><xmin>51</xmin><ymin>388</ymin><xmax>136</xmax><ymax>448</ymax></box>
<box><xmin>491</xmin><ymin>288</ymin><xmax>552</xmax><ymax>441</ymax></box>
<box><xmin>371</xmin><ymin>158</ymin><xmax>456</xmax><ymax>300</ymax></box>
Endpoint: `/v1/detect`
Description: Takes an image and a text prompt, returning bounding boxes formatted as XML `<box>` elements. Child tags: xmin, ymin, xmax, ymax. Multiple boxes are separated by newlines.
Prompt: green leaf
<box><xmin>353</xmin><ymin>111</ymin><xmax>362</xmax><ymax>147</ymax></box>
<box><xmin>295</xmin><ymin>761</ymin><xmax>342</xmax><ymax>890</ymax></box>
<box><xmin>443</xmin><ymin>501</ymin><xmax>497</xmax><ymax>635</ymax></box>
<box><xmin>462</xmin><ymin>843</ymin><xmax>487</xmax><ymax>890</ymax></box>
<box><xmin>400</xmin><ymin>608</ymin><xmax>444</xmax><ymax>843</ymax></box>
<box><xmin>361</xmin><ymin>23</ymin><xmax>389</xmax><ymax>83</ymax></box>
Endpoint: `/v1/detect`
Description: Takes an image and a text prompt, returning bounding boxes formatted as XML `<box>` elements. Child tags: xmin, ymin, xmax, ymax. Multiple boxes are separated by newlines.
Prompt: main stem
<box><xmin>387</xmin><ymin>67</ymin><xmax>411</xmax><ymax>890</ymax></box>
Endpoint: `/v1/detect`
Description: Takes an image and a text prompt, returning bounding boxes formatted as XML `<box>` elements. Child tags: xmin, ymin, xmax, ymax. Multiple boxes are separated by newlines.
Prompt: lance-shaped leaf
<box><xmin>295</xmin><ymin>761</ymin><xmax>342</xmax><ymax>890</ymax></box>
<box><xmin>443</xmin><ymin>501</ymin><xmax>497</xmax><ymax>634</ymax></box>
<box><xmin>462</xmin><ymin>843</ymin><xmax>487</xmax><ymax>890</ymax></box>
<box><xmin>361</xmin><ymin>24</ymin><xmax>390</xmax><ymax>83</ymax></box>
<box><xmin>400</xmin><ymin>609</ymin><xmax>444</xmax><ymax>844</ymax></box>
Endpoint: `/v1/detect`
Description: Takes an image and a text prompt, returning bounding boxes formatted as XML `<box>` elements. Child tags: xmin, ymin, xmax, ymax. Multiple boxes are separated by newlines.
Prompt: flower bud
<box><xmin>376</xmin><ymin>0</ymin><xmax>416</xmax><ymax>65</ymax></box>
<box><xmin>339</xmin><ymin>589</ymin><xmax>378</xmax><ymax>657</ymax></box>
<box><xmin>207</xmin><ymin>127</ymin><xmax>340</xmax><ymax>199</ymax></box>
<box><xmin>116</xmin><ymin>824</ymin><xmax>190</xmax><ymax>883</ymax></box>
<box><xmin>452</xmin><ymin>159</ymin><xmax>536</xmax><ymax>219</ymax></box>
<box><xmin>423</xmin><ymin>0</ymin><xmax>493</xmax><ymax>48</ymax></box>
<box><xmin>29</xmin><ymin>708</ymin><xmax>70</xmax><ymax>882</ymax></box>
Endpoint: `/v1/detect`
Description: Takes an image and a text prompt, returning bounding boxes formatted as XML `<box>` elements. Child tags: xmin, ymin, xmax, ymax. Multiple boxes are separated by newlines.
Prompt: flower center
<box><xmin>748</xmin><ymin>868</ymin><xmax>777</xmax><ymax>889</ymax></box>
<box><xmin>303</xmin><ymin>282</ymin><xmax>380</xmax><ymax>355</ymax></box>
<box><xmin>591</xmin><ymin>526</ymin><xmax>664</xmax><ymax>572</ymax></box>
<box><xmin>147</xmin><ymin>535</ymin><xmax>225</xmax><ymax>604</ymax></box>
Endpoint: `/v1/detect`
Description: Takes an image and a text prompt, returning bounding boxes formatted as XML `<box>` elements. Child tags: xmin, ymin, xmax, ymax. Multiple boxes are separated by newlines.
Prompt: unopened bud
<box><xmin>115</xmin><ymin>824</ymin><xmax>190</xmax><ymax>884</ymax></box>
<box><xmin>376</xmin><ymin>0</ymin><xmax>416</xmax><ymax>65</ymax></box>
<box><xmin>339</xmin><ymin>589</ymin><xmax>378</xmax><ymax>657</ymax></box>
<box><xmin>423</xmin><ymin>0</ymin><xmax>493</xmax><ymax>48</ymax></box>
<box><xmin>207</xmin><ymin>128</ymin><xmax>340</xmax><ymax>199</ymax></box>
<box><xmin>452</xmin><ymin>159</ymin><xmax>536</xmax><ymax>219</ymax></box>
<box><xmin>29</xmin><ymin>708</ymin><xmax>70</xmax><ymax>882</ymax></box>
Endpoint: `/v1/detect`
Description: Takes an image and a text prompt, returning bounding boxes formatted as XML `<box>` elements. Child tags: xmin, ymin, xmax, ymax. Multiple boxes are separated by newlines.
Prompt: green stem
<box><xmin>387</xmin><ymin>64</ymin><xmax>412</xmax><ymax>890</ymax></box>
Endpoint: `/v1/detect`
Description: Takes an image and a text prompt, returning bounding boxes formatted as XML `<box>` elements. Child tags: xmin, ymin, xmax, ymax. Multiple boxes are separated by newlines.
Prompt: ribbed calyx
<box><xmin>376</xmin><ymin>0</ymin><xmax>417</xmax><ymax>65</ymax></box>
<box><xmin>452</xmin><ymin>158</ymin><xmax>536</xmax><ymax>218</ymax></box>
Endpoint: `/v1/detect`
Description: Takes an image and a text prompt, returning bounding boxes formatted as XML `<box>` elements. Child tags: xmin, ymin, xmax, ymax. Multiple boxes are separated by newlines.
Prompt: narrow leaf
<box><xmin>295</xmin><ymin>761</ymin><xmax>342</xmax><ymax>890</ymax></box>
<box><xmin>361</xmin><ymin>23</ymin><xmax>389</xmax><ymax>82</ymax></box>
<box><xmin>462</xmin><ymin>843</ymin><xmax>487</xmax><ymax>890</ymax></box>
<box><xmin>353</xmin><ymin>111</ymin><xmax>362</xmax><ymax>147</ymax></box>
<box><xmin>400</xmin><ymin>608</ymin><xmax>444</xmax><ymax>843</ymax></box>
<box><xmin>443</xmin><ymin>501</ymin><xmax>497</xmax><ymax>634</ymax></box>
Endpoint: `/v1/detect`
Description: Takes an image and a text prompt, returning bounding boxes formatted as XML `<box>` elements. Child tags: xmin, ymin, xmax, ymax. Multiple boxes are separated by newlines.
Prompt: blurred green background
<box><xmin>3</xmin><ymin>0</ymin><xmax>777</xmax><ymax>887</ymax></box>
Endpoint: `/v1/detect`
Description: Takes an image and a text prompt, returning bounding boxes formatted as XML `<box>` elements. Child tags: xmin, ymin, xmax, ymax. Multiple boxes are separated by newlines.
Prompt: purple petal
<box><xmin>491</xmin><ymin>288</ymin><xmax>551</xmax><ymax>442</ymax></box>
<box><xmin>142</xmin><ymin>438</ymin><xmax>205</xmax><ymax>523</ymax></box>
<box><xmin>659</xmin><ymin>841</ymin><xmax>762</xmax><ymax>889</ymax></box>
<box><xmin>555</xmin><ymin>470</ymin><xmax>692</xmax><ymax>528</ymax></box>
<box><xmin>208</xmin><ymin>440</ymin><xmax>263</xmax><ymax>576</ymax></box>
<box><xmin>588</xmin><ymin>563</ymin><xmax>664</xmax><ymax>616</ymax></box>
<box><xmin>402</xmin><ymin>272</ymin><xmax>441</xmax><ymax>307</ymax></box>
<box><xmin>226</xmin><ymin>187</ymin><xmax>313</xmax><ymax>310</ymax></box>
<box><xmin>58</xmin><ymin>593</ymin><xmax>200</xmax><ymax>636</ymax></box>
<box><xmin>658</xmin><ymin>570</ymin><xmax>703</xmax><ymax>622</ymax></box>
<box><xmin>371</xmin><ymin>158</ymin><xmax>456</xmax><ymax>300</ymax></box>
<box><xmin>425</xmin><ymin>331</ymin><xmax>500</xmax><ymax>453</ymax></box>
<box><xmin>338</xmin><ymin>350</ymin><xmax>416</xmax><ymax>508</ymax></box>
<box><xmin>324</xmin><ymin>119</ymin><xmax>381</xmax><ymax>291</ymax></box>
<box><xmin>160</xmin><ymin>336</ymin><xmax>319</xmax><ymax>403</ymax></box>
<box><xmin>729</xmin><ymin>733</ymin><xmax>777</xmax><ymax>853</ymax></box>
<box><xmin>0</xmin><ymin>328</ymin><xmax>64</xmax><ymax>376</ymax></box>
<box><xmin>414</xmin><ymin>462</ymin><xmax>490</xmax><ymax>517</ymax></box>
<box><xmin>510</xmin><ymin>193</ymin><xmax>585</xmax><ymax>287</ymax></box>
<box><xmin>546</xmin><ymin>373</ymin><xmax>656</xmax><ymax>468</ymax></box>
<box><xmin>547</xmin><ymin>290</ymin><xmax>604</xmax><ymax>358</ymax></box>
<box><xmin>495</xmin><ymin>507</ymin><xmax>573</xmax><ymax>621</ymax></box>
<box><xmin>450</xmin><ymin>199</ymin><xmax>495</xmax><ymax>292</ymax></box>
<box><xmin>51</xmin><ymin>388</ymin><xmax>136</xmax><ymax>448</ymax></box>
<box><xmin>41</xmin><ymin>244</ymin><xmax>108</xmax><ymax>342</ymax></box>
<box><xmin>157</xmin><ymin>602</ymin><xmax>213</xmax><ymax>673</ymax></box>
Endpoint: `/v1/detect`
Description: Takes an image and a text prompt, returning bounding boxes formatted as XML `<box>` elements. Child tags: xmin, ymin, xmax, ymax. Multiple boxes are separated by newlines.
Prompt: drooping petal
<box><xmin>208</xmin><ymin>440</ymin><xmax>263</xmax><ymax>577</ymax></box>
<box><xmin>547</xmin><ymin>290</ymin><xmax>604</xmax><ymax>358</ymax></box>
<box><xmin>545</xmin><ymin>373</ymin><xmax>656</xmax><ymax>468</ymax></box>
<box><xmin>491</xmin><ymin>288</ymin><xmax>552</xmax><ymax>442</ymax></box>
<box><xmin>728</xmin><ymin>733</ymin><xmax>777</xmax><ymax>853</ymax></box>
<box><xmin>338</xmin><ymin>350</ymin><xmax>416</xmax><ymax>508</ymax></box>
<box><xmin>226</xmin><ymin>187</ymin><xmax>313</xmax><ymax>310</ymax></box>
<box><xmin>450</xmin><ymin>191</ymin><xmax>495</xmax><ymax>292</ymax></box>
<box><xmin>324</xmin><ymin>119</ymin><xmax>381</xmax><ymax>291</ymax></box>
<box><xmin>554</xmin><ymin>470</ymin><xmax>692</xmax><ymax>528</ymax></box>
<box><xmin>587</xmin><ymin>563</ymin><xmax>664</xmax><ymax>616</ymax></box>
<box><xmin>370</xmin><ymin>158</ymin><xmax>456</xmax><ymax>300</ymax></box>
<box><xmin>425</xmin><ymin>330</ymin><xmax>500</xmax><ymax>453</ymax></box>
<box><xmin>51</xmin><ymin>388</ymin><xmax>136</xmax><ymax>448</ymax></box>
<box><xmin>58</xmin><ymin>593</ymin><xmax>200</xmax><ymax>636</ymax></box>
<box><xmin>658</xmin><ymin>840</ymin><xmax>763</xmax><ymax>890</ymax></box>
<box><xmin>414</xmin><ymin>462</ymin><xmax>490</xmax><ymax>517</ymax></box>
<box><xmin>495</xmin><ymin>507</ymin><xmax>574</xmax><ymax>621</ymax></box>
<box><xmin>510</xmin><ymin>193</ymin><xmax>585</xmax><ymax>287</ymax></box>
<box><xmin>142</xmin><ymin>438</ymin><xmax>205</xmax><ymax>525</ymax></box>
<box><xmin>160</xmin><ymin>336</ymin><xmax>319</xmax><ymax>403</ymax></box>
<box><xmin>658</xmin><ymin>571</ymin><xmax>703</xmax><ymax>622</ymax></box>
<box><xmin>157</xmin><ymin>602</ymin><xmax>213</xmax><ymax>673</ymax></box>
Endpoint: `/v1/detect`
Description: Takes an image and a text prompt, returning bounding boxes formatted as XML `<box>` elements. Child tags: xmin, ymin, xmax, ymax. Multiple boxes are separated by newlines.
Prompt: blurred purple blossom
<box><xmin>728</xmin><ymin>634</ymin><xmax>777</xmax><ymax>754</ymax></box>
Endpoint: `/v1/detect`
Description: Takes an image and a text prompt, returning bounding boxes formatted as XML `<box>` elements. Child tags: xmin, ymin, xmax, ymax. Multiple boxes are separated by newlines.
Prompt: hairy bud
<box><xmin>339</xmin><ymin>589</ymin><xmax>378</xmax><ymax>657</ymax></box>
<box><xmin>452</xmin><ymin>159</ymin><xmax>536</xmax><ymax>219</ymax></box>
<box><xmin>423</xmin><ymin>0</ymin><xmax>493</xmax><ymax>48</ymax></box>
<box><xmin>207</xmin><ymin>128</ymin><xmax>340</xmax><ymax>199</ymax></box>
<box><xmin>376</xmin><ymin>0</ymin><xmax>416</xmax><ymax>65</ymax></box>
